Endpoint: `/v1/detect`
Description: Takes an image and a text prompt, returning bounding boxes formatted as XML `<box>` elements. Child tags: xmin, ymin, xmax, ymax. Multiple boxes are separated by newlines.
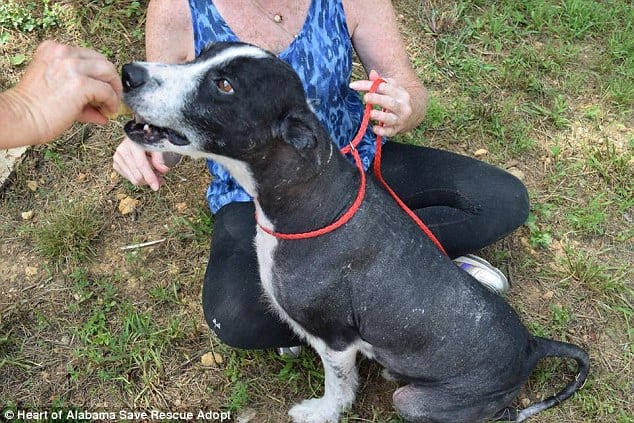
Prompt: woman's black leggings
<box><xmin>202</xmin><ymin>142</ymin><xmax>530</xmax><ymax>349</ymax></box>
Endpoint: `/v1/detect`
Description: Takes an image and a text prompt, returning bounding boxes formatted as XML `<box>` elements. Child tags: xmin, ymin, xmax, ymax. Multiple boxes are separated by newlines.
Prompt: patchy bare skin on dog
<box><xmin>122</xmin><ymin>42</ymin><xmax>589</xmax><ymax>423</ymax></box>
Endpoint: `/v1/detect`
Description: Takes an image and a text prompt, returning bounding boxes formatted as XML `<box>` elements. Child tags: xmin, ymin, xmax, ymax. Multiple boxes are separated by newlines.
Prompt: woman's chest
<box><xmin>208</xmin><ymin>0</ymin><xmax>356</xmax><ymax>54</ymax></box>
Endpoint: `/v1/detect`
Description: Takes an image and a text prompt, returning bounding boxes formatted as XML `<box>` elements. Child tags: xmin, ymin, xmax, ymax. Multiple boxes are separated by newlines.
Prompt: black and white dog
<box><xmin>122</xmin><ymin>42</ymin><xmax>589</xmax><ymax>423</ymax></box>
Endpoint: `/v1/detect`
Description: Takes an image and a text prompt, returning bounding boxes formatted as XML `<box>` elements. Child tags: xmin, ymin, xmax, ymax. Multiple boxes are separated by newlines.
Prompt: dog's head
<box><xmin>122</xmin><ymin>42</ymin><xmax>324</xmax><ymax>174</ymax></box>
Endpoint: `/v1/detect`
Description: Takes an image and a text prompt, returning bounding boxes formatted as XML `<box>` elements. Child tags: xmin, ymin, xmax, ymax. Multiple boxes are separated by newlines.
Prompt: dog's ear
<box><xmin>277</xmin><ymin>112</ymin><xmax>318</xmax><ymax>156</ymax></box>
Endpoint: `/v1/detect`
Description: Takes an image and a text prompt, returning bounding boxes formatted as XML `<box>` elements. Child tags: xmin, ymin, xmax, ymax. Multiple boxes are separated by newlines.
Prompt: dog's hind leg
<box><xmin>393</xmin><ymin>383</ymin><xmax>509</xmax><ymax>423</ymax></box>
<box><xmin>289</xmin><ymin>341</ymin><xmax>358</xmax><ymax>423</ymax></box>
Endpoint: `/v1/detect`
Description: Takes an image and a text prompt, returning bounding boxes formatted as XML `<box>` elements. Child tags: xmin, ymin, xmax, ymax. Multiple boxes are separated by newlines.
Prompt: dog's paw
<box><xmin>289</xmin><ymin>398</ymin><xmax>341</xmax><ymax>423</ymax></box>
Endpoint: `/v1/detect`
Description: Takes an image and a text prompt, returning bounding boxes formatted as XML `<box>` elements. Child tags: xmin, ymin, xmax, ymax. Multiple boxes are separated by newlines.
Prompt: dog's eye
<box><xmin>216</xmin><ymin>79</ymin><xmax>234</xmax><ymax>94</ymax></box>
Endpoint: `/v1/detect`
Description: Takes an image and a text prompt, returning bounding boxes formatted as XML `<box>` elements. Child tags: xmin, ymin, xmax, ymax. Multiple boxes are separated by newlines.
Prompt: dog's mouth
<box><xmin>124</xmin><ymin>117</ymin><xmax>190</xmax><ymax>147</ymax></box>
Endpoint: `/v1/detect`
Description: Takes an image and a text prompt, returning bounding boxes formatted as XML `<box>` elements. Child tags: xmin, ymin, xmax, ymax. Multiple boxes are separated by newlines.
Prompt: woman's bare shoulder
<box><xmin>146</xmin><ymin>0</ymin><xmax>194</xmax><ymax>62</ymax></box>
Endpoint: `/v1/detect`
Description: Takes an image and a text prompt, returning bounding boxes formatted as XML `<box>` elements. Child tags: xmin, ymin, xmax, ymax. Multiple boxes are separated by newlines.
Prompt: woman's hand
<box><xmin>112</xmin><ymin>137</ymin><xmax>181</xmax><ymax>191</ymax></box>
<box><xmin>21</xmin><ymin>41</ymin><xmax>122</xmax><ymax>127</ymax></box>
<box><xmin>349</xmin><ymin>70</ymin><xmax>414</xmax><ymax>137</ymax></box>
<box><xmin>0</xmin><ymin>40</ymin><xmax>122</xmax><ymax>148</ymax></box>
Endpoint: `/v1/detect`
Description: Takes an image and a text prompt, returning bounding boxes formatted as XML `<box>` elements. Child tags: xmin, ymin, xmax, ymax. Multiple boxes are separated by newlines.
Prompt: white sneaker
<box><xmin>277</xmin><ymin>346</ymin><xmax>302</xmax><ymax>358</ymax></box>
<box><xmin>453</xmin><ymin>254</ymin><xmax>510</xmax><ymax>294</ymax></box>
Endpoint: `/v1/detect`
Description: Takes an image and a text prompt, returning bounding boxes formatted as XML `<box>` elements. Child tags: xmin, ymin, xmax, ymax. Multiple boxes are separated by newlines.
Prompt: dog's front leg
<box><xmin>289</xmin><ymin>341</ymin><xmax>358</xmax><ymax>423</ymax></box>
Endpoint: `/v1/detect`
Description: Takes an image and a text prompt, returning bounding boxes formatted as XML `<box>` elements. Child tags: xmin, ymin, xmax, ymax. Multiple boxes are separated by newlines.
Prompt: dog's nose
<box><xmin>121</xmin><ymin>64</ymin><xmax>149</xmax><ymax>92</ymax></box>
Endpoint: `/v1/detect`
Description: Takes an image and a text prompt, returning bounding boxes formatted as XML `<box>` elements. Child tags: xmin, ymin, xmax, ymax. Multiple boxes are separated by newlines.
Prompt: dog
<box><xmin>121</xmin><ymin>41</ymin><xmax>589</xmax><ymax>423</ymax></box>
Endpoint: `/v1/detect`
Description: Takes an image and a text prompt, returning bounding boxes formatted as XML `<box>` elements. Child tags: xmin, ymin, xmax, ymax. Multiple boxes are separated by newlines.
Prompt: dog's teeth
<box><xmin>143</xmin><ymin>124</ymin><xmax>151</xmax><ymax>133</ymax></box>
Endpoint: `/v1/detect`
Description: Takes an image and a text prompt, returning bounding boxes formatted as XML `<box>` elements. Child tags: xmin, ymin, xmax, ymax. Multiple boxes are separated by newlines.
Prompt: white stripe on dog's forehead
<box><xmin>203</xmin><ymin>44</ymin><xmax>270</xmax><ymax>68</ymax></box>
<box><xmin>180</xmin><ymin>44</ymin><xmax>270</xmax><ymax>78</ymax></box>
<box><xmin>141</xmin><ymin>44</ymin><xmax>269</xmax><ymax>81</ymax></box>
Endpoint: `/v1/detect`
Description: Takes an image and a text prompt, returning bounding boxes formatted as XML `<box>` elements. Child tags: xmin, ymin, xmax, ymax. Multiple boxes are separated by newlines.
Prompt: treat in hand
<box><xmin>98</xmin><ymin>101</ymin><xmax>133</xmax><ymax>120</ymax></box>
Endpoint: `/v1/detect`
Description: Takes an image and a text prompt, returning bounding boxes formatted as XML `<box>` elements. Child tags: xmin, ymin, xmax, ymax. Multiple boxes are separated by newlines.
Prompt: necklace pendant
<box><xmin>273</xmin><ymin>13</ymin><xmax>283</xmax><ymax>23</ymax></box>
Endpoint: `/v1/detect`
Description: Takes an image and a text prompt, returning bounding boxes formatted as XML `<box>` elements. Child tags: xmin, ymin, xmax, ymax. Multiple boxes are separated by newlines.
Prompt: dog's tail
<box><xmin>493</xmin><ymin>336</ymin><xmax>590</xmax><ymax>422</ymax></box>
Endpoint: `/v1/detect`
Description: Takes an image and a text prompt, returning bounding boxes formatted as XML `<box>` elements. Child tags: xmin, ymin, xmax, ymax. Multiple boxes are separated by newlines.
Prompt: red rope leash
<box><xmin>257</xmin><ymin>78</ymin><xmax>447</xmax><ymax>255</ymax></box>
<box><xmin>372</xmin><ymin>116</ymin><xmax>447</xmax><ymax>255</ymax></box>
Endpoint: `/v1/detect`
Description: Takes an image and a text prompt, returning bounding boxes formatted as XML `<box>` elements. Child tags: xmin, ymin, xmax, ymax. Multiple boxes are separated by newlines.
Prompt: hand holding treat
<box><xmin>0</xmin><ymin>40</ymin><xmax>123</xmax><ymax>148</ymax></box>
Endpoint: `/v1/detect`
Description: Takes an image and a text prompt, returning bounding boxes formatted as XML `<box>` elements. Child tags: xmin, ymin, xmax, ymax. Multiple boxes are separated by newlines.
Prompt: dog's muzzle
<box><xmin>121</xmin><ymin>63</ymin><xmax>190</xmax><ymax>147</ymax></box>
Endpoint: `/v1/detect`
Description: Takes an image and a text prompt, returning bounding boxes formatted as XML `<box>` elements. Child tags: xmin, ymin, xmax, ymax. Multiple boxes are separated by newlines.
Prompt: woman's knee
<box><xmin>498</xmin><ymin>170</ymin><xmax>530</xmax><ymax>228</ymax></box>
<box><xmin>201</xmin><ymin>290</ymin><xmax>255</xmax><ymax>348</ymax></box>
<box><xmin>202</xmin><ymin>201</ymin><xmax>262</xmax><ymax>347</ymax></box>
<box><xmin>201</xmin><ymin>270</ymin><xmax>300</xmax><ymax>349</ymax></box>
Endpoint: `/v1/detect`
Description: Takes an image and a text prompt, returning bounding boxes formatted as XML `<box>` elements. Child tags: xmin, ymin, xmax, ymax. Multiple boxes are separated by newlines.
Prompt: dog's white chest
<box><xmin>253</xmin><ymin>203</ymin><xmax>320</xmax><ymax>345</ymax></box>
<box><xmin>254</xmin><ymin>214</ymin><xmax>278</xmax><ymax>300</ymax></box>
<box><xmin>254</xmin><ymin>204</ymin><xmax>284</xmax><ymax>307</ymax></box>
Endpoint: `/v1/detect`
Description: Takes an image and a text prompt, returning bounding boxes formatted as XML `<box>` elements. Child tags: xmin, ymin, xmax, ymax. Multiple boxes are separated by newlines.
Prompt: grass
<box><xmin>21</xmin><ymin>199</ymin><xmax>104</xmax><ymax>266</ymax></box>
<box><xmin>0</xmin><ymin>0</ymin><xmax>64</xmax><ymax>33</ymax></box>
<box><xmin>1</xmin><ymin>0</ymin><xmax>632</xmax><ymax>421</ymax></box>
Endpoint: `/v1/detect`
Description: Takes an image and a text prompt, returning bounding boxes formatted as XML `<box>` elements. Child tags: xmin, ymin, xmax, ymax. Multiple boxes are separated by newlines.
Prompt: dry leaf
<box><xmin>200</xmin><ymin>351</ymin><xmax>223</xmax><ymax>367</ymax></box>
<box><xmin>236</xmin><ymin>408</ymin><xmax>257</xmax><ymax>423</ymax></box>
<box><xmin>21</xmin><ymin>210</ymin><xmax>34</xmax><ymax>220</ymax></box>
<box><xmin>213</xmin><ymin>352</ymin><xmax>223</xmax><ymax>364</ymax></box>
<box><xmin>474</xmin><ymin>148</ymin><xmax>488</xmax><ymax>157</ymax></box>
<box><xmin>25</xmin><ymin>266</ymin><xmax>38</xmax><ymax>276</ymax></box>
<box><xmin>118</xmin><ymin>196</ymin><xmax>140</xmax><ymax>215</ymax></box>
<box><xmin>26</xmin><ymin>180</ymin><xmax>38</xmax><ymax>191</ymax></box>
<box><xmin>504</xmin><ymin>160</ymin><xmax>520</xmax><ymax>169</ymax></box>
<box><xmin>200</xmin><ymin>352</ymin><xmax>215</xmax><ymax>367</ymax></box>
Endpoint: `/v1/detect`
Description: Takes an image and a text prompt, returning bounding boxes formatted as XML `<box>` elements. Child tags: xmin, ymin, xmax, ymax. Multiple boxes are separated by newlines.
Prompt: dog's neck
<box><xmin>249</xmin><ymin>135</ymin><xmax>360</xmax><ymax>235</ymax></box>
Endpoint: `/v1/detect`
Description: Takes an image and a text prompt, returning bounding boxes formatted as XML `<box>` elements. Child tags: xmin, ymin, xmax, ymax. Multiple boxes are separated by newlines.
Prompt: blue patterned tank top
<box><xmin>189</xmin><ymin>0</ymin><xmax>378</xmax><ymax>213</ymax></box>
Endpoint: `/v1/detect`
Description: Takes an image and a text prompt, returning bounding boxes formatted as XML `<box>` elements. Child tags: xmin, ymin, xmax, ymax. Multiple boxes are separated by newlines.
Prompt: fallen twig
<box><xmin>120</xmin><ymin>238</ymin><xmax>166</xmax><ymax>251</ymax></box>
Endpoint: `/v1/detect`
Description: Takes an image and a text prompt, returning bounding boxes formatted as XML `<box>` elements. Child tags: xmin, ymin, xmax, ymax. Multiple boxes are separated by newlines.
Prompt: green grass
<box><xmin>169</xmin><ymin>205</ymin><xmax>215</xmax><ymax>244</ymax></box>
<box><xmin>0</xmin><ymin>0</ymin><xmax>64</xmax><ymax>33</ymax></box>
<box><xmin>22</xmin><ymin>199</ymin><xmax>105</xmax><ymax>266</ymax></box>
<box><xmin>68</xmin><ymin>269</ymin><xmax>189</xmax><ymax>389</ymax></box>
<box><xmin>561</xmin><ymin>247</ymin><xmax>630</xmax><ymax>298</ymax></box>
<box><xmin>585</xmin><ymin>142</ymin><xmax>633</xmax><ymax>200</ymax></box>
<box><xmin>566</xmin><ymin>194</ymin><xmax>608</xmax><ymax>235</ymax></box>
<box><xmin>525</xmin><ymin>202</ymin><xmax>555</xmax><ymax>249</ymax></box>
